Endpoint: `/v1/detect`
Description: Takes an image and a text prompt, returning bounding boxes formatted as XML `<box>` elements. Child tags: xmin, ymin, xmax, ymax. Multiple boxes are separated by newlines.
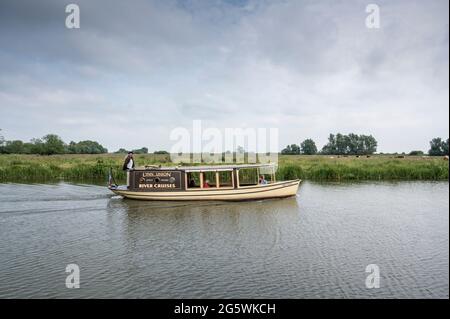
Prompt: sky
<box><xmin>0</xmin><ymin>0</ymin><xmax>448</xmax><ymax>153</ymax></box>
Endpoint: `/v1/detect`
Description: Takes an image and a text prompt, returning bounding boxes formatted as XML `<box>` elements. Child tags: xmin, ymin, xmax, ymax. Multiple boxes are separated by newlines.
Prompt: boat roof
<box><xmin>135</xmin><ymin>163</ymin><xmax>276</xmax><ymax>172</ymax></box>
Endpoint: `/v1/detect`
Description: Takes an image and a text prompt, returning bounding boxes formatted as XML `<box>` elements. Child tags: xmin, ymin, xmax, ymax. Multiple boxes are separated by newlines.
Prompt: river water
<box><xmin>0</xmin><ymin>181</ymin><xmax>448</xmax><ymax>298</ymax></box>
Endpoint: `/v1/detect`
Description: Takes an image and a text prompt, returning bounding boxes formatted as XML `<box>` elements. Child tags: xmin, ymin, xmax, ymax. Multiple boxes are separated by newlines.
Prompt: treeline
<box><xmin>0</xmin><ymin>131</ymin><xmax>163</xmax><ymax>155</ymax></box>
<box><xmin>0</xmin><ymin>131</ymin><xmax>161</xmax><ymax>155</ymax></box>
<box><xmin>0</xmin><ymin>134</ymin><xmax>108</xmax><ymax>155</ymax></box>
<box><xmin>282</xmin><ymin>133</ymin><xmax>377</xmax><ymax>155</ymax></box>
<box><xmin>1</xmin><ymin>130</ymin><xmax>448</xmax><ymax>157</ymax></box>
<box><xmin>281</xmin><ymin>134</ymin><xmax>450</xmax><ymax>156</ymax></box>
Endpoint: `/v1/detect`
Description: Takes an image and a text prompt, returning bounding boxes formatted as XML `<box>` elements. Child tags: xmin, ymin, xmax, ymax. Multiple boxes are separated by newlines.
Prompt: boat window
<box><xmin>259</xmin><ymin>165</ymin><xmax>275</xmax><ymax>183</ymax></box>
<box><xmin>218</xmin><ymin>171</ymin><xmax>233</xmax><ymax>188</ymax></box>
<box><xmin>186</xmin><ymin>172</ymin><xmax>200</xmax><ymax>188</ymax></box>
<box><xmin>238</xmin><ymin>168</ymin><xmax>259</xmax><ymax>186</ymax></box>
<box><xmin>202</xmin><ymin>171</ymin><xmax>217</xmax><ymax>188</ymax></box>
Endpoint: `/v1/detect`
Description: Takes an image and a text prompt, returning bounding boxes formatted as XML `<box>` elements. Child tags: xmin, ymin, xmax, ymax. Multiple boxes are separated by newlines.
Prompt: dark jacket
<box><xmin>122</xmin><ymin>157</ymin><xmax>135</xmax><ymax>171</ymax></box>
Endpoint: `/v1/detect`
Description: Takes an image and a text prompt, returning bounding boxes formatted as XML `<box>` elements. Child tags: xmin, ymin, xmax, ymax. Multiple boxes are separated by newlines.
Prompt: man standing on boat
<box><xmin>122</xmin><ymin>151</ymin><xmax>135</xmax><ymax>188</ymax></box>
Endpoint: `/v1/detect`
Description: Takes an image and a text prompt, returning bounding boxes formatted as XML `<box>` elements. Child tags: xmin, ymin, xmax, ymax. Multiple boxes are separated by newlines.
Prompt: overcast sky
<box><xmin>0</xmin><ymin>0</ymin><xmax>448</xmax><ymax>153</ymax></box>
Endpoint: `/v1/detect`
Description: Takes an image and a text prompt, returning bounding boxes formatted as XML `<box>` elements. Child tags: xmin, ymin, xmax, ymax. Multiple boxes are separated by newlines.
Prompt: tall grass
<box><xmin>0</xmin><ymin>154</ymin><xmax>170</xmax><ymax>183</ymax></box>
<box><xmin>0</xmin><ymin>154</ymin><xmax>447</xmax><ymax>183</ymax></box>
<box><xmin>276</xmin><ymin>155</ymin><xmax>449</xmax><ymax>181</ymax></box>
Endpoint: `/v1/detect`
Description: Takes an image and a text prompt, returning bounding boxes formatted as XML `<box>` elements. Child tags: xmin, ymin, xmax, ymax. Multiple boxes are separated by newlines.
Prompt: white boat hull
<box><xmin>110</xmin><ymin>180</ymin><xmax>300</xmax><ymax>201</ymax></box>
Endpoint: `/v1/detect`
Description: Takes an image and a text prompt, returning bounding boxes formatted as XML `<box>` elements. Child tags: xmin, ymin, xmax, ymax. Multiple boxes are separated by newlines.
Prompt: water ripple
<box><xmin>0</xmin><ymin>181</ymin><xmax>448</xmax><ymax>298</ymax></box>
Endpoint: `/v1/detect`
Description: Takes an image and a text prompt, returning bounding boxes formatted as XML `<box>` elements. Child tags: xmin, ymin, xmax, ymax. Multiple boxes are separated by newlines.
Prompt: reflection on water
<box><xmin>0</xmin><ymin>181</ymin><xmax>448</xmax><ymax>298</ymax></box>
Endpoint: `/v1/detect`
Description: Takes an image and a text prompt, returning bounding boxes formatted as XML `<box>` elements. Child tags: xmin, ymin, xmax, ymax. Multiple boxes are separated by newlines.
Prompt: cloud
<box><xmin>0</xmin><ymin>0</ymin><xmax>448</xmax><ymax>152</ymax></box>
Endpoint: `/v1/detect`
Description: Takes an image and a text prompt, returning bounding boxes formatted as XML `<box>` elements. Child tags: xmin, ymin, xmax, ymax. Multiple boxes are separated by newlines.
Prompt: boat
<box><xmin>108</xmin><ymin>163</ymin><xmax>301</xmax><ymax>201</ymax></box>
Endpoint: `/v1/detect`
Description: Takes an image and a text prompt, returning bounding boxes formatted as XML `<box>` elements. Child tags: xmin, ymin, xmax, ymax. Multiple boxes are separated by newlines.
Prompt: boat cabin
<box><xmin>127</xmin><ymin>163</ymin><xmax>277</xmax><ymax>192</ymax></box>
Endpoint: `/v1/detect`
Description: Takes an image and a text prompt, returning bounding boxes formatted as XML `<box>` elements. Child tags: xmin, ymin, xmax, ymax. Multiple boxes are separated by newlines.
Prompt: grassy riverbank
<box><xmin>0</xmin><ymin>154</ymin><xmax>448</xmax><ymax>183</ymax></box>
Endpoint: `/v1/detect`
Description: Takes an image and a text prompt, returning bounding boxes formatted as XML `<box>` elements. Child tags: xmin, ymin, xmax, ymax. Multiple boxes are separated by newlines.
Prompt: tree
<box><xmin>443</xmin><ymin>138</ymin><xmax>449</xmax><ymax>156</ymax></box>
<box><xmin>347</xmin><ymin>133</ymin><xmax>360</xmax><ymax>155</ymax></box>
<box><xmin>66</xmin><ymin>141</ymin><xmax>77</xmax><ymax>154</ymax></box>
<box><xmin>0</xmin><ymin>140</ymin><xmax>36</xmax><ymax>154</ymax></box>
<box><xmin>0</xmin><ymin>133</ymin><xmax>109</xmax><ymax>154</ymax></box>
<box><xmin>428</xmin><ymin>137</ymin><xmax>449</xmax><ymax>156</ymax></box>
<box><xmin>41</xmin><ymin>134</ymin><xmax>65</xmax><ymax>155</ymax></box>
<box><xmin>429</xmin><ymin>137</ymin><xmax>443</xmax><ymax>155</ymax></box>
<box><xmin>409</xmin><ymin>150</ymin><xmax>424</xmax><ymax>156</ymax></box>
<box><xmin>236</xmin><ymin>146</ymin><xmax>246</xmax><ymax>154</ymax></box>
<box><xmin>335</xmin><ymin>133</ymin><xmax>348</xmax><ymax>155</ymax></box>
<box><xmin>281</xmin><ymin>145</ymin><xmax>290</xmax><ymax>154</ymax></box>
<box><xmin>21</xmin><ymin>142</ymin><xmax>35</xmax><ymax>154</ymax></box>
<box><xmin>67</xmin><ymin>140</ymin><xmax>107</xmax><ymax>154</ymax></box>
<box><xmin>30</xmin><ymin>138</ymin><xmax>44</xmax><ymax>154</ymax></box>
<box><xmin>321</xmin><ymin>133</ymin><xmax>377</xmax><ymax>155</ymax></box>
<box><xmin>154</xmin><ymin>150</ymin><xmax>169</xmax><ymax>154</ymax></box>
<box><xmin>3</xmin><ymin>140</ymin><xmax>24</xmax><ymax>154</ymax></box>
<box><xmin>300</xmin><ymin>139</ymin><xmax>317</xmax><ymax>155</ymax></box>
<box><xmin>0</xmin><ymin>129</ymin><xmax>5</xmax><ymax>153</ymax></box>
<box><xmin>132</xmin><ymin>147</ymin><xmax>148</xmax><ymax>154</ymax></box>
<box><xmin>321</xmin><ymin>134</ymin><xmax>337</xmax><ymax>155</ymax></box>
<box><xmin>361</xmin><ymin>134</ymin><xmax>377</xmax><ymax>155</ymax></box>
<box><xmin>281</xmin><ymin>144</ymin><xmax>301</xmax><ymax>155</ymax></box>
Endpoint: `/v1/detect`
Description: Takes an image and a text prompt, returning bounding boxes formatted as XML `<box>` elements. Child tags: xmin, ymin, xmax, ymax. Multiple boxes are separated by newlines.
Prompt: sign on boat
<box><xmin>108</xmin><ymin>163</ymin><xmax>301</xmax><ymax>201</ymax></box>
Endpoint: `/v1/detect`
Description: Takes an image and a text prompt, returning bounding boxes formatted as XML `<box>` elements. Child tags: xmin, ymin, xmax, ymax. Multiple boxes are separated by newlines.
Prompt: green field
<box><xmin>0</xmin><ymin>154</ymin><xmax>448</xmax><ymax>183</ymax></box>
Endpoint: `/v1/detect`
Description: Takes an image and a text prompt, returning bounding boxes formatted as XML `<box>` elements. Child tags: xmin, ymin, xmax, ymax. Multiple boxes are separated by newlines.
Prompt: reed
<box><xmin>0</xmin><ymin>154</ymin><xmax>447</xmax><ymax>183</ymax></box>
